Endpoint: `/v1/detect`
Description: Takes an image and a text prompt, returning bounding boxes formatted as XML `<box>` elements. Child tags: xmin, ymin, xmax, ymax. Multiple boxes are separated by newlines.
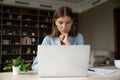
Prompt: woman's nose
<box><xmin>62</xmin><ymin>23</ymin><xmax>67</xmax><ymax>28</ymax></box>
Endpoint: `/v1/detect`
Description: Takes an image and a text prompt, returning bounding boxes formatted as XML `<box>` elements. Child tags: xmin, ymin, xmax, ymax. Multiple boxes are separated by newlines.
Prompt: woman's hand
<box><xmin>59</xmin><ymin>34</ymin><xmax>71</xmax><ymax>45</ymax></box>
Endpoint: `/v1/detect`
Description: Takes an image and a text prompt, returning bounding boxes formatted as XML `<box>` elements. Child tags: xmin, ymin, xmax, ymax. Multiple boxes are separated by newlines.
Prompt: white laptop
<box><xmin>37</xmin><ymin>45</ymin><xmax>90</xmax><ymax>77</ymax></box>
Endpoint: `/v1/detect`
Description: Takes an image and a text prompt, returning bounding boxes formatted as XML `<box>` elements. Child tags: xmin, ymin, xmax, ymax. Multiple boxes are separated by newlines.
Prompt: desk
<box><xmin>0</xmin><ymin>66</ymin><xmax>120</xmax><ymax>80</ymax></box>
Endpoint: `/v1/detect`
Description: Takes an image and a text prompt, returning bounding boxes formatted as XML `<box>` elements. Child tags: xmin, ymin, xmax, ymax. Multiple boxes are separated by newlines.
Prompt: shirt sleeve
<box><xmin>76</xmin><ymin>33</ymin><xmax>84</xmax><ymax>45</ymax></box>
<box><xmin>41</xmin><ymin>36</ymin><xmax>52</xmax><ymax>45</ymax></box>
<box><xmin>31</xmin><ymin>57</ymin><xmax>38</xmax><ymax>72</ymax></box>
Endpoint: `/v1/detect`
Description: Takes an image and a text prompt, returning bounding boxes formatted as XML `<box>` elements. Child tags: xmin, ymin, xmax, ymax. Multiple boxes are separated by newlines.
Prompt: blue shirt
<box><xmin>31</xmin><ymin>33</ymin><xmax>84</xmax><ymax>71</ymax></box>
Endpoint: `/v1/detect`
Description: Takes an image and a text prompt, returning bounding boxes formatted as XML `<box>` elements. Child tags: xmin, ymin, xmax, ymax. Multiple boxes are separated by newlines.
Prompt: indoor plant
<box><xmin>105</xmin><ymin>57</ymin><xmax>111</xmax><ymax>65</ymax></box>
<box><xmin>3</xmin><ymin>56</ymin><xmax>30</xmax><ymax>75</ymax></box>
<box><xmin>12</xmin><ymin>56</ymin><xmax>22</xmax><ymax>75</ymax></box>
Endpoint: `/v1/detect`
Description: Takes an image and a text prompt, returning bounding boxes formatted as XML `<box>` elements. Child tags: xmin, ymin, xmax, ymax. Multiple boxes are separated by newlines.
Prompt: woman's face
<box><xmin>55</xmin><ymin>16</ymin><xmax>73</xmax><ymax>34</ymax></box>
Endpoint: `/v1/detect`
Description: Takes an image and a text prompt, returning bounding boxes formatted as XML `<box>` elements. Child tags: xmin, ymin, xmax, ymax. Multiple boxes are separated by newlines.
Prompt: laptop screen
<box><xmin>37</xmin><ymin>45</ymin><xmax>90</xmax><ymax>77</ymax></box>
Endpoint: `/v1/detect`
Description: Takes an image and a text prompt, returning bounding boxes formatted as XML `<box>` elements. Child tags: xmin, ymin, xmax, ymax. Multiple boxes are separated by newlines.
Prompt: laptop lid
<box><xmin>37</xmin><ymin>45</ymin><xmax>90</xmax><ymax>77</ymax></box>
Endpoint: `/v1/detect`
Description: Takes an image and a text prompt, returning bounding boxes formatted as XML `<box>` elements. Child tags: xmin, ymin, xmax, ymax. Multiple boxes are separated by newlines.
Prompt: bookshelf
<box><xmin>0</xmin><ymin>5</ymin><xmax>53</xmax><ymax>72</ymax></box>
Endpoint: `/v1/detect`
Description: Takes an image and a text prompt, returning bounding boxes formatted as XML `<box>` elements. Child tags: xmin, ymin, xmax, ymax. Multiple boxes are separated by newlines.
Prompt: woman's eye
<box><xmin>58</xmin><ymin>22</ymin><xmax>63</xmax><ymax>24</ymax></box>
<box><xmin>57</xmin><ymin>21</ymin><xmax>72</xmax><ymax>25</ymax></box>
<box><xmin>66</xmin><ymin>22</ymin><xmax>71</xmax><ymax>24</ymax></box>
<box><xmin>66</xmin><ymin>21</ymin><xmax>72</xmax><ymax>25</ymax></box>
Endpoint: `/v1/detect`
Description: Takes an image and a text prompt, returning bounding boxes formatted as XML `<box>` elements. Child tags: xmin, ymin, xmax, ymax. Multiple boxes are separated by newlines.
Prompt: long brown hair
<box><xmin>50</xmin><ymin>6</ymin><xmax>78</xmax><ymax>37</ymax></box>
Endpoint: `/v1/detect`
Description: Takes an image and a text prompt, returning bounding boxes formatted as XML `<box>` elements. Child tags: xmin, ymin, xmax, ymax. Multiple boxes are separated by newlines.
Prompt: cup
<box><xmin>114</xmin><ymin>60</ymin><xmax>120</xmax><ymax>69</ymax></box>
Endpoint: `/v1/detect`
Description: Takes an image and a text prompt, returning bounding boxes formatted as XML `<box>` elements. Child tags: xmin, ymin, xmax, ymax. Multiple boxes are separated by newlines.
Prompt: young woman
<box><xmin>32</xmin><ymin>6</ymin><xmax>84</xmax><ymax>71</ymax></box>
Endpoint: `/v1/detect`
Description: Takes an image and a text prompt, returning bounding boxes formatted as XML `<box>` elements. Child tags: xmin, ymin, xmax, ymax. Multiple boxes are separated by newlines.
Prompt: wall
<box><xmin>79</xmin><ymin>0</ymin><xmax>120</xmax><ymax>51</ymax></box>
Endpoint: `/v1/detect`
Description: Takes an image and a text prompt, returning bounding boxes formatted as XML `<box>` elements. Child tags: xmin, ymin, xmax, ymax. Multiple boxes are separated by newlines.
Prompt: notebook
<box><xmin>37</xmin><ymin>45</ymin><xmax>90</xmax><ymax>77</ymax></box>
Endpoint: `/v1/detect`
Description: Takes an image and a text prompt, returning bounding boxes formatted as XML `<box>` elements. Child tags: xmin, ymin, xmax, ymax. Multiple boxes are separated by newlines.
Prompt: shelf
<box><xmin>2</xmin><ymin>44</ymin><xmax>20</xmax><ymax>46</ymax></box>
<box><xmin>2</xmin><ymin>34</ymin><xmax>20</xmax><ymax>36</ymax></box>
<box><xmin>2</xmin><ymin>24</ymin><xmax>20</xmax><ymax>27</ymax></box>
<box><xmin>1</xmin><ymin>53</ymin><xmax>36</xmax><ymax>56</ymax></box>
<box><xmin>2</xmin><ymin>18</ymin><xmax>21</xmax><ymax>21</ymax></box>
<box><xmin>22</xmin><ymin>19</ymin><xmax>38</xmax><ymax>22</ymax></box>
<box><xmin>1</xmin><ymin>62</ymin><xmax>12</xmax><ymax>65</ymax></box>
<box><xmin>22</xmin><ymin>35</ymin><xmax>38</xmax><ymax>37</ymax></box>
<box><xmin>2</xmin><ymin>11</ymin><xmax>21</xmax><ymax>14</ymax></box>
<box><xmin>22</xmin><ymin>25</ymin><xmax>38</xmax><ymax>28</ymax></box>
<box><xmin>22</xmin><ymin>13</ymin><xmax>38</xmax><ymax>17</ymax></box>
<box><xmin>39</xmin><ymin>14</ymin><xmax>51</xmax><ymax>17</ymax></box>
<box><xmin>21</xmin><ymin>44</ymin><xmax>37</xmax><ymax>46</ymax></box>
<box><xmin>21</xmin><ymin>54</ymin><xmax>36</xmax><ymax>56</ymax></box>
<box><xmin>1</xmin><ymin>53</ymin><xmax>20</xmax><ymax>56</ymax></box>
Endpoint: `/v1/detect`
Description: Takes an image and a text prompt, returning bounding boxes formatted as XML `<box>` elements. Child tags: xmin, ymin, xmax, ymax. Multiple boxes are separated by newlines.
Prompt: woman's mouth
<box><xmin>62</xmin><ymin>30</ymin><xmax>68</xmax><ymax>33</ymax></box>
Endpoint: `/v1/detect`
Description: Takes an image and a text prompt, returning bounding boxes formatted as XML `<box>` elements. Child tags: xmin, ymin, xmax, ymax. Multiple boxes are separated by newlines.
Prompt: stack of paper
<box><xmin>88</xmin><ymin>68</ymin><xmax>117</xmax><ymax>75</ymax></box>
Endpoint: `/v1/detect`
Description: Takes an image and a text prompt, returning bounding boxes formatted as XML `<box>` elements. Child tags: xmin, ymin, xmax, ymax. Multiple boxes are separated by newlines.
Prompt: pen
<box><xmin>88</xmin><ymin>69</ymin><xmax>95</xmax><ymax>72</ymax></box>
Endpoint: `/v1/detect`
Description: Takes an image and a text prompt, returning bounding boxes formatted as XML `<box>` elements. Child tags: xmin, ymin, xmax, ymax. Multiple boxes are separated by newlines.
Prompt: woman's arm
<box><xmin>41</xmin><ymin>36</ymin><xmax>52</xmax><ymax>45</ymax></box>
<box><xmin>31</xmin><ymin>57</ymin><xmax>38</xmax><ymax>72</ymax></box>
<box><xmin>76</xmin><ymin>33</ymin><xmax>84</xmax><ymax>45</ymax></box>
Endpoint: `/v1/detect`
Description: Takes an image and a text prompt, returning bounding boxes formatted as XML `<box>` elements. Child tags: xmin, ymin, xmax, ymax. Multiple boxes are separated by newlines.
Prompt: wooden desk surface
<box><xmin>0</xmin><ymin>66</ymin><xmax>120</xmax><ymax>80</ymax></box>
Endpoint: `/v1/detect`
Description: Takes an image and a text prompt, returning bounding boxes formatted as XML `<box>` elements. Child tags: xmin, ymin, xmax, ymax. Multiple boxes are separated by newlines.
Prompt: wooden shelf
<box><xmin>1</xmin><ymin>53</ymin><xmax>20</xmax><ymax>56</ymax></box>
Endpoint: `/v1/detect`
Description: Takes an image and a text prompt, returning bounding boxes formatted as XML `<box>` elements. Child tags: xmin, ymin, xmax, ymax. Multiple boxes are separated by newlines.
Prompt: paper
<box><xmin>88</xmin><ymin>68</ymin><xmax>117</xmax><ymax>75</ymax></box>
